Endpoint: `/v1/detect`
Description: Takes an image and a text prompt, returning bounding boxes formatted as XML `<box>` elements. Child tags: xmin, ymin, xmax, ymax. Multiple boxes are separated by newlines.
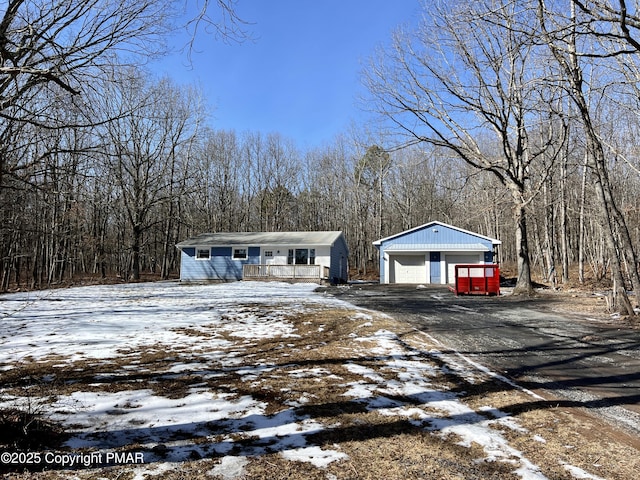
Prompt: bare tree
<box><xmin>365</xmin><ymin>0</ymin><xmax>564</xmax><ymax>294</ymax></box>
<box><xmin>537</xmin><ymin>0</ymin><xmax>639</xmax><ymax>314</ymax></box>
<box><xmin>96</xmin><ymin>69</ymin><xmax>202</xmax><ymax>280</ymax></box>
<box><xmin>0</xmin><ymin>0</ymin><xmax>247</xmax><ymax>195</ymax></box>
<box><xmin>0</xmin><ymin>0</ymin><xmax>248</xmax><ymax>117</ymax></box>
<box><xmin>573</xmin><ymin>0</ymin><xmax>640</xmax><ymax>52</ymax></box>
<box><xmin>191</xmin><ymin>129</ymin><xmax>244</xmax><ymax>232</ymax></box>
<box><xmin>256</xmin><ymin>133</ymin><xmax>300</xmax><ymax>231</ymax></box>
<box><xmin>355</xmin><ymin>145</ymin><xmax>391</xmax><ymax>240</ymax></box>
<box><xmin>0</xmin><ymin>0</ymin><xmax>172</xmax><ymax>121</ymax></box>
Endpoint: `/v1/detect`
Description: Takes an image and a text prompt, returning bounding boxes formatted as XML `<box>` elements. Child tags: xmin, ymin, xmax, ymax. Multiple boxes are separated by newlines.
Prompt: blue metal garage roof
<box><xmin>373</xmin><ymin>221</ymin><xmax>501</xmax><ymax>248</ymax></box>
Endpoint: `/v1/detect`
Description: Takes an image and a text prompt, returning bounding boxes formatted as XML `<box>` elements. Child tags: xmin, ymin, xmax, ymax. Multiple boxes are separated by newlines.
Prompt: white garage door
<box><xmin>446</xmin><ymin>254</ymin><xmax>480</xmax><ymax>284</ymax></box>
<box><xmin>391</xmin><ymin>255</ymin><xmax>426</xmax><ymax>284</ymax></box>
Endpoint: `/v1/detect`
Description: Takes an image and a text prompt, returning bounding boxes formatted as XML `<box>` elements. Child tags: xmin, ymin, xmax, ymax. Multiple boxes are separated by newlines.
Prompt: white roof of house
<box><xmin>176</xmin><ymin>231</ymin><xmax>344</xmax><ymax>248</ymax></box>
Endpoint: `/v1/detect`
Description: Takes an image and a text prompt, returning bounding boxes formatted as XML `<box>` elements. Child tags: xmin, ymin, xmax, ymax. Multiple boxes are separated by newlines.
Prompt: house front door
<box><xmin>295</xmin><ymin>248</ymin><xmax>308</xmax><ymax>264</ymax></box>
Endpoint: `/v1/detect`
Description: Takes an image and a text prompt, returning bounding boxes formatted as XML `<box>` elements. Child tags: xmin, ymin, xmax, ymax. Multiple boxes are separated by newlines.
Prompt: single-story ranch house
<box><xmin>373</xmin><ymin>221</ymin><xmax>501</xmax><ymax>285</ymax></box>
<box><xmin>176</xmin><ymin>231</ymin><xmax>349</xmax><ymax>283</ymax></box>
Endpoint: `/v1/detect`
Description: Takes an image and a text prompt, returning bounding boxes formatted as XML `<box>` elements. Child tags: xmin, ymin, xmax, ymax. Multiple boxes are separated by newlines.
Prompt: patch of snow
<box><xmin>562</xmin><ymin>463</ymin><xmax>606</xmax><ymax>480</ymax></box>
<box><xmin>280</xmin><ymin>446</ymin><xmax>348</xmax><ymax>468</ymax></box>
<box><xmin>342</xmin><ymin>328</ymin><xmax>551</xmax><ymax>480</ymax></box>
<box><xmin>341</xmin><ymin>382</ymin><xmax>377</xmax><ymax>398</ymax></box>
<box><xmin>344</xmin><ymin>363</ymin><xmax>385</xmax><ymax>383</ymax></box>
<box><xmin>351</xmin><ymin>311</ymin><xmax>373</xmax><ymax>321</ymax></box>
<box><xmin>0</xmin><ymin>281</ymin><xmax>599</xmax><ymax>479</ymax></box>
<box><xmin>0</xmin><ymin>282</ymin><xmax>329</xmax><ymax>365</ymax></box>
<box><xmin>131</xmin><ymin>462</ymin><xmax>174</xmax><ymax>480</ymax></box>
<box><xmin>50</xmin><ymin>390</ymin><xmax>265</xmax><ymax>449</ymax></box>
<box><xmin>209</xmin><ymin>456</ymin><xmax>249</xmax><ymax>480</ymax></box>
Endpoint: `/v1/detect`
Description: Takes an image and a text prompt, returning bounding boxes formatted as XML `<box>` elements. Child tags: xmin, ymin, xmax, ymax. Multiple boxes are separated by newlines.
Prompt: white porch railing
<box><xmin>243</xmin><ymin>264</ymin><xmax>330</xmax><ymax>282</ymax></box>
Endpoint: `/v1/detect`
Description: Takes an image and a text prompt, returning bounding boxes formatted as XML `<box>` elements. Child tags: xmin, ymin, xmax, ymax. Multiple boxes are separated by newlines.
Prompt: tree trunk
<box><xmin>615</xmin><ymin>218</ymin><xmax>640</xmax><ymax>306</ymax></box>
<box><xmin>578</xmin><ymin>158</ymin><xmax>587</xmax><ymax>284</ymax></box>
<box><xmin>559</xmin><ymin>147</ymin><xmax>570</xmax><ymax>284</ymax></box>
<box><xmin>513</xmin><ymin>204</ymin><xmax>534</xmax><ymax>295</ymax></box>
<box><xmin>131</xmin><ymin>225</ymin><xmax>142</xmax><ymax>281</ymax></box>
<box><xmin>587</xmin><ymin>148</ymin><xmax>635</xmax><ymax>315</ymax></box>
<box><xmin>543</xmin><ymin>181</ymin><xmax>557</xmax><ymax>288</ymax></box>
<box><xmin>161</xmin><ymin>217</ymin><xmax>173</xmax><ymax>280</ymax></box>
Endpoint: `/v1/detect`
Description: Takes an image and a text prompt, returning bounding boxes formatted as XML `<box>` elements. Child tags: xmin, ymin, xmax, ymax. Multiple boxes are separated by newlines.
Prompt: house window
<box><xmin>264</xmin><ymin>250</ymin><xmax>273</xmax><ymax>258</ymax></box>
<box><xmin>286</xmin><ymin>248</ymin><xmax>315</xmax><ymax>265</ymax></box>
<box><xmin>233</xmin><ymin>248</ymin><xmax>247</xmax><ymax>260</ymax></box>
<box><xmin>196</xmin><ymin>248</ymin><xmax>210</xmax><ymax>260</ymax></box>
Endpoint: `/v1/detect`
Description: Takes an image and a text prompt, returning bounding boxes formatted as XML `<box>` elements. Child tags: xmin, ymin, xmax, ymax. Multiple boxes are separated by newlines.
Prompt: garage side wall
<box><xmin>329</xmin><ymin>235</ymin><xmax>349</xmax><ymax>283</ymax></box>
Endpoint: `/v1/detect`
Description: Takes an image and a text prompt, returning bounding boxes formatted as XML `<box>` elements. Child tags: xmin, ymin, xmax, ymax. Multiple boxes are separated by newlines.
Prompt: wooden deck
<box><xmin>243</xmin><ymin>264</ymin><xmax>330</xmax><ymax>283</ymax></box>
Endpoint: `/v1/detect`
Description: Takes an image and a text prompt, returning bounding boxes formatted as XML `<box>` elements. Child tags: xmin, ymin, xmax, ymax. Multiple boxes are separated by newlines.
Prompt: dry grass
<box><xmin>2</xmin><ymin>304</ymin><xmax>639</xmax><ymax>479</ymax></box>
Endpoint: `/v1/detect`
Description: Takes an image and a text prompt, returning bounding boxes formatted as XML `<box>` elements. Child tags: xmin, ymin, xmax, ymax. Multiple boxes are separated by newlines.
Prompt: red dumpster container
<box><xmin>451</xmin><ymin>264</ymin><xmax>500</xmax><ymax>296</ymax></box>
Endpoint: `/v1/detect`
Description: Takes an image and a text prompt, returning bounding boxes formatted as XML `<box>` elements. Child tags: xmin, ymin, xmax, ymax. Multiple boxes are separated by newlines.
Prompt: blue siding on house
<box><xmin>374</xmin><ymin>222</ymin><xmax>500</xmax><ymax>284</ymax></box>
<box><xmin>178</xmin><ymin>231</ymin><xmax>349</xmax><ymax>283</ymax></box>
<box><xmin>212</xmin><ymin>247</ymin><xmax>231</xmax><ymax>256</ymax></box>
<box><xmin>180</xmin><ymin>246</ymin><xmax>260</xmax><ymax>281</ymax></box>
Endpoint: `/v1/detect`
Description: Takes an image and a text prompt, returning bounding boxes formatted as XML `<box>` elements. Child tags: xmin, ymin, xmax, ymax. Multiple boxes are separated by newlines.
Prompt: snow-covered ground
<box><xmin>0</xmin><ymin>282</ymin><xmax>607</xmax><ymax>479</ymax></box>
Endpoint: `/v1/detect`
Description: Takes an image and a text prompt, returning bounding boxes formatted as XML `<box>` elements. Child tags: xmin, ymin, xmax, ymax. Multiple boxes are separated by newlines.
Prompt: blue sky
<box><xmin>154</xmin><ymin>1</ymin><xmax>421</xmax><ymax>150</ymax></box>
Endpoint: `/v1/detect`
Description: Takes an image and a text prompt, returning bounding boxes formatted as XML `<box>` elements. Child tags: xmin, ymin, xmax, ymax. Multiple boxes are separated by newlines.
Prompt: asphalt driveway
<box><xmin>323</xmin><ymin>283</ymin><xmax>640</xmax><ymax>436</ymax></box>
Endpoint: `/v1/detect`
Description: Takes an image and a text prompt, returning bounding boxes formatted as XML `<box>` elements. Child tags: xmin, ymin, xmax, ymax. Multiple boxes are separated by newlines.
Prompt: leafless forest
<box><xmin>1</xmin><ymin>1</ymin><xmax>639</xmax><ymax>312</ymax></box>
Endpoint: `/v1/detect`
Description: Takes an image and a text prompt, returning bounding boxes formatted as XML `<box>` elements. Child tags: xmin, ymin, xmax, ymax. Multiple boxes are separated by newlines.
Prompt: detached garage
<box><xmin>373</xmin><ymin>221</ymin><xmax>501</xmax><ymax>285</ymax></box>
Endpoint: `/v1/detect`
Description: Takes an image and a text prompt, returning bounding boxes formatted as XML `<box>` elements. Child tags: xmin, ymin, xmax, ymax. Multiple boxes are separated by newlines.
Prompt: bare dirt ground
<box><xmin>1</xmin><ymin>284</ymin><xmax>639</xmax><ymax>480</ymax></box>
